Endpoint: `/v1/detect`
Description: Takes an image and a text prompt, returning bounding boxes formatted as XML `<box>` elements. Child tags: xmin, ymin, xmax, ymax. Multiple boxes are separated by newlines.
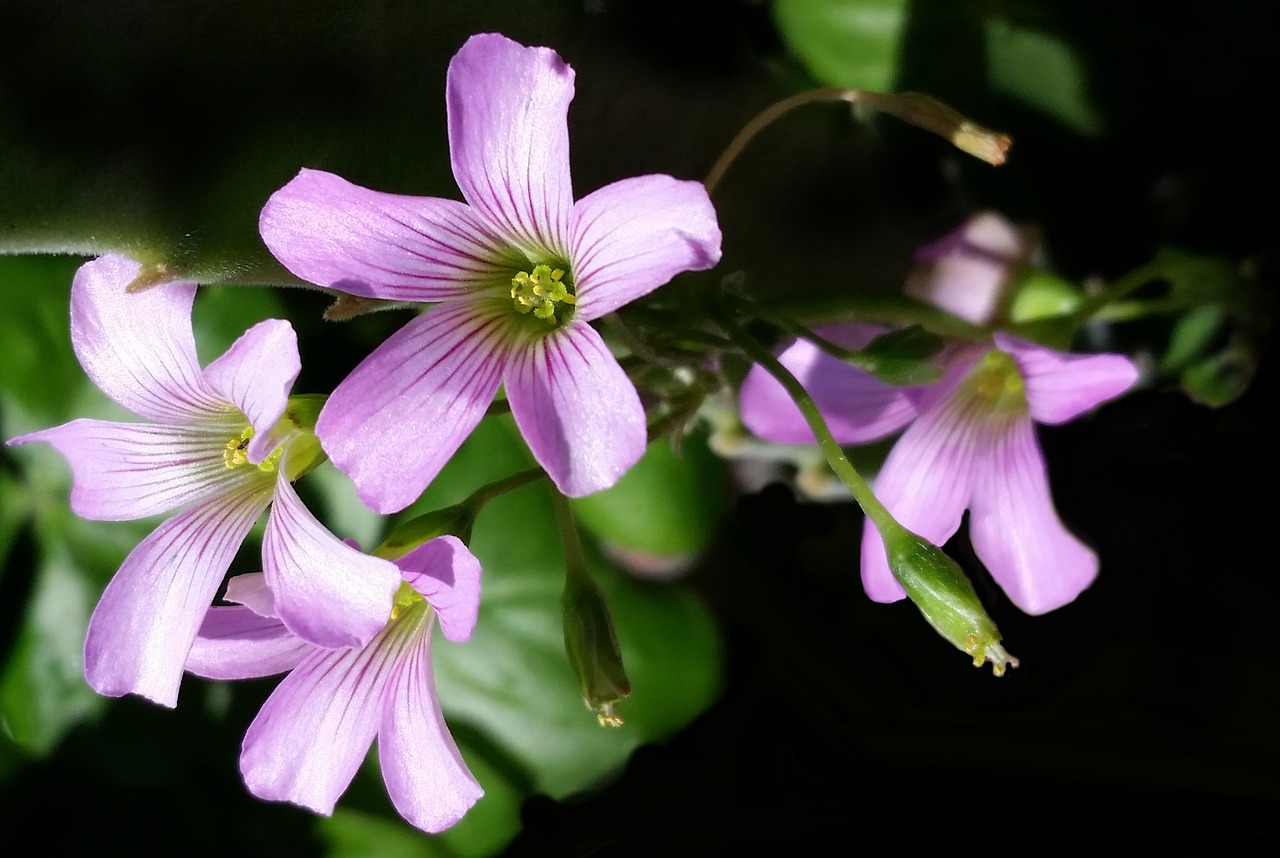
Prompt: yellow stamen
<box><xmin>511</xmin><ymin>264</ymin><xmax>576</xmax><ymax>324</ymax></box>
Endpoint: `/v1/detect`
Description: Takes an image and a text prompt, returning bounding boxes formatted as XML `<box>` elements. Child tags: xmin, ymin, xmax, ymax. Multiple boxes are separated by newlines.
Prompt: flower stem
<box><xmin>705</xmin><ymin>88</ymin><xmax>1011</xmax><ymax>196</ymax></box>
<box><xmin>712</xmin><ymin>301</ymin><xmax>901</xmax><ymax>539</ymax></box>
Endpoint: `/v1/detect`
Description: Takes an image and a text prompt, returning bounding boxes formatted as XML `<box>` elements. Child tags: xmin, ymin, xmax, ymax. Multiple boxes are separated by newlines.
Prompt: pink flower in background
<box><xmin>7</xmin><ymin>254</ymin><xmax>400</xmax><ymax>706</ymax></box>
<box><xmin>740</xmin><ymin>327</ymin><xmax>1138</xmax><ymax>614</ymax></box>
<box><xmin>186</xmin><ymin>536</ymin><xmax>484</xmax><ymax>833</ymax></box>
<box><xmin>260</xmin><ymin>32</ymin><xmax>722</xmax><ymax>513</ymax></box>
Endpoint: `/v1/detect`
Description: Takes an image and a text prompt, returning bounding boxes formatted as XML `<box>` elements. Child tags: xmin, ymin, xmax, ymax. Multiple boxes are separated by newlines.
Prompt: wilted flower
<box><xmin>186</xmin><ymin>536</ymin><xmax>483</xmax><ymax>833</ymax></box>
<box><xmin>7</xmin><ymin>254</ymin><xmax>400</xmax><ymax>705</ymax></box>
<box><xmin>260</xmin><ymin>32</ymin><xmax>722</xmax><ymax>513</ymax></box>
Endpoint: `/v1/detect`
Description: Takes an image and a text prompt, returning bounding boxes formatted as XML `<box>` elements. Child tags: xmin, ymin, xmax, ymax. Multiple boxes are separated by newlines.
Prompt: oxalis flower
<box><xmin>740</xmin><ymin>328</ymin><xmax>1138</xmax><ymax>615</ymax></box>
<box><xmin>260</xmin><ymin>32</ymin><xmax>722</xmax><ymax>513</ymax></box>
<box><xmin>7</xmin><ymin>254</ymin><xmax>401</xmax><ymax>706</ymax></box>
<box><xmin>185</xmin><ymin>536</ymin><xmax>483</xmax><ymax>833</ymax></box>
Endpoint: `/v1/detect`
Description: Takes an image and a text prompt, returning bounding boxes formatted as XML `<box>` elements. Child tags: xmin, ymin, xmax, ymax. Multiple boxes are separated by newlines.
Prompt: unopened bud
<box><xmin>885</xmin><ymin>529</ymin><xmax>1018</xmax><ymax>676</ymax></box>
<box><xmin>562</xmin><ymin>578</ymin><xmax>631</xmax><ymax>727</ymax></box>
<box><xmin>274</xmin><ymin>394</ymin><xmax>328</xmax><ymax>480</ymax></box>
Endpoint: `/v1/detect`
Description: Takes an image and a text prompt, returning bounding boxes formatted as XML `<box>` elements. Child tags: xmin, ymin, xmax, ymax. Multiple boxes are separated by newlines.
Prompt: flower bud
<box><xmin>884</xmin><ymin>528</ymin><xmax>1018</xmax><ymax>675</ymax></box>
<box><xmin>562</xmin><ymin>577</ymin><xmax>631</xmax><ymax>727</ymax></box>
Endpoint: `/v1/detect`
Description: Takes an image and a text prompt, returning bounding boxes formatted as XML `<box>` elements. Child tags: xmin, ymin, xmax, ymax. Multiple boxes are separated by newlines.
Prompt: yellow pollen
<box><xmin>511</xmin><ymin>264</ymin><xmax>576</xmax><ymax>324</ymax></box>
<box><xmin>222</xmin><ymin>426</ymin><xmax>283</xmax><ymax>473</ymax></box>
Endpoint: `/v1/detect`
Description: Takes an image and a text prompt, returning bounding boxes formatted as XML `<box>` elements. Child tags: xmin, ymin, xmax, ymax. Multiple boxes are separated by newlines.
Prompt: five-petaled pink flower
<box><xmin>186</xmin><ymin>536</ymin><xmax>483</xmax><ymax>833</ymax></box>
<box><xmin>740</xmin><ymin>328</ymin><xmax>1138</xmax><ymax>615</ymax></box>
<box><xmin>260</xmin><ymin>32</ymin><xmax>722</xmax><ymax>513</ymax></box>
<box><xmin>7</xmin><ymin>254</ymin><xmax>401</xmax><ymax>706</ymax></box>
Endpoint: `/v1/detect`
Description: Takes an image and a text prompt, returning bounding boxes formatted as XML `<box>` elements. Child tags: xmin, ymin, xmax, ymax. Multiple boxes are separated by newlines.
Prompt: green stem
<box><xmin>713</xmin><ymin>302</ymin><xmax>900</xmax><ymax>538</ymax></box>
<box><xmin>705</xmin><ymin>88</ymin><xmax>1010</xmax><ymax>196</ymax></box>
<box><xmin>462</xmin><ymin>466</ymin><xmax>545</xmax><ymax>515</ymax></box>
<box><xmin>1067</xmin><ymin>259</ymin><xmax>1167</xmax><ymax>332</ymax></box>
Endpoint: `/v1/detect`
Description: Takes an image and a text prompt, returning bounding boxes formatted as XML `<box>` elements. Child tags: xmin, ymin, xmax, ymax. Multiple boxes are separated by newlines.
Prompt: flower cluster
<box><xmin>8</xmin><ymin>30</ymin><xmax>1149</xmax><ymax>837</ymax></box>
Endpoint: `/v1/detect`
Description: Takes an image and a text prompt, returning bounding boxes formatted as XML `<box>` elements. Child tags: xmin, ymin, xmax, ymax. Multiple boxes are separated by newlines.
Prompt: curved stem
<box><xmin>705</xmin><ymin>88</ymin><xmax>1011</xmax><ymax>196</ymax></box>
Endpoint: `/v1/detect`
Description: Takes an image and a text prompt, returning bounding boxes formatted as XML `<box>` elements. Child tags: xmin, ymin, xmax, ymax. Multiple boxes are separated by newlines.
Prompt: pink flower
<box><xmin>186</xmin><ymin>536</ymin><xmax>483</xmax><ymax>833</ymax></box>
<box><xmin>259</xmin><ymin>32</ymin><xmax>722</xmax><ymax>513</ymax></box>
<box><xmin>739</xmin><ymin>329</ymin><xmax>1138</xmax><ymax>614</ymax></box>
<box><xmin>7</xmin><ymin>254</ymin><xmax>401</xmax><ymax>706</ymax></box>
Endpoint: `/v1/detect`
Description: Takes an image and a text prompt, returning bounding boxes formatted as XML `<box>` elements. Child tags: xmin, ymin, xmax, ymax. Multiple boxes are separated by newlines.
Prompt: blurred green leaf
<box><xmin>985</xmin><ymin>19</ymin><xmax>1104</xmax><ymax>136</ymax></box>
<box><xmin>0</xmin><ymin>545</ymin><xmax>104</xmax><ymax>755</ymax></box>
<box><xmin>773</xmin><ymin>0</ymin><xmax>908</xmax><ymax>92</ymax></box>
<box><xmin>570</xmin><ymin>430</ymin><xmax>728</xmax><ymax>573</ymax></box>
<box><xmin>0</xmin><ymin>256</ymin><xmax>87</xmax><ymax>424</ymax></box>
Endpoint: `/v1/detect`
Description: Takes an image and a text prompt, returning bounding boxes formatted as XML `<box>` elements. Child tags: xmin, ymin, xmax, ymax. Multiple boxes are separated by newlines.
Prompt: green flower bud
<box><xmin>884</xmin><ymin>528</ymin><xmax>1018</xmax><ymax>676</ymax></box>
<box><xmin>562</xmin><ymin>577</ymin><xmax>631</xmax><ymax>727</ymax></box>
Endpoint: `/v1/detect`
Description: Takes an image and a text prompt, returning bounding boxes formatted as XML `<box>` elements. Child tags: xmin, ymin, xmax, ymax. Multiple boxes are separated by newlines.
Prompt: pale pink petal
<box><xmin>569</xmin><ymin>175</ymin><xmax>721</xmax><ymax>319</ymax></box>
<box><xmin>8</xmin><ymin>419</ymin><xmax>257</xmax><ymax>521</ymax></box>
<box><xmin>203</xmin><ymin>320</ymin><xmax>300</xmax><ymax>463</ymax></box>
<box><xmin>907</xmin><ymin>212</ymin><xmax>1021</xmax><ymax>325</ymax></box>
<box><xmin>70</xmin><ymin>254</ymin><xmax>225</xmax><ymax>422</ymax></box>
<box><xmin>316</xmin><ymin>303</ymin><xmax>508</xmax><ymax>514</ymax></box>
<box><xmin>240</xmin><ymin>640</ymin><xmax>395</xmax><ymax>816</ymax></box>
<box><xmin>859</xmin><ymin>372</ymin><xmax>982</xmax><ymax>603</ymax></box>
<box><xmin>505</xmin><ymin>322</ymin><xmax>645</xmax><ymax>497</ymax></box>
<box><xmin>379</xmin><ymin>623</ymin><xmax>482</xmax><ymax>832</ymax></box>
<box><xmin>738</xmin><ymin>324</ymin><xmax>921</xmax><ymax>445</ymax></box>
<box><xmin>263</xmin><ymin>473</ymin><xmax>401</xmax><ymax>649</ymax></box>
<box><xmin>223</xmin><ymin>572</ymin><xmax>278</xmax><ymax>617</ymax></box>
<box><xmin>83</xmin><ymin>487</ymin><xmax>271</xmax><ymax>706</ymax></box>
<box><xmin>397</xmin><ymin>536</ymin><xmax>482</xmax><ymax>643</ymax></box>
<box><xmin>995</xmin><ymin>334</ymin><xmax>1139</xmax><ymax>425</ymax></box>
<box><xmin>259</xmin><ymin>169</ymin><xmax>521</xmax><ymax>301</ymax></box>
<box><xmin>447</xmin><ymin>33</ymin><xmax>574</xmax><ymax>255</ymax></box>
<box><xmin>968</xmin><ymin>416</ymin><xmax>1098</xmax><ymax>614</ymax></box>
<box><xmin>186</xmin><ymin>605</ymin><xmax>313</xmax><ymax>679</ymax></box>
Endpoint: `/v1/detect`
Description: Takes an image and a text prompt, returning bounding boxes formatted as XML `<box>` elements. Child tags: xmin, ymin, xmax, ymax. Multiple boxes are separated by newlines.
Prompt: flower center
<box><xmin>965</xmin><ymin>349</ymin><xmax>1027</xmax><ymax>416</ymax></box>
<box><xmin>389</xmin><ymin>581</ymin><xmax>425</xmax><ymax>621</ymax></box>
<box><xmin>222</xmin><ymin>426</ymin><xmax>282</xmax><ymax>473</ymax></box>
<box><xmin>511</xmin><ymin>264</ymin><xmax>576</xmax><ymax>325</ymax></box>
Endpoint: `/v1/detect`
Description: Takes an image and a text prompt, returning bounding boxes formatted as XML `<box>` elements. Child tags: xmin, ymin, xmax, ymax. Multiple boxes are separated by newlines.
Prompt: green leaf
<box><xmin>0</xmin><ymin>256</ymin><xmax>88</xmax><ymax>424</ymax></box>
<box><xmin>773</xmin><ymin>0</ymin><xmax>909</xmax><ymax>92</ymax></box>
<box><xmin>844</xmin><ymin>325</ymin><xmax>945</xmax><ymax>386</ymax></box>
<box><xmin>985</xmin><ymin>19</ymin><xmax>1104</xmax><ymax>136</ymax></box>
<box><xmin>570</xmin><ymin>430</ymin><xmax>728</xmax><ymax>575</ymax></box>
<box><xmin>0</xmin><ymin>545</ymin><xmax>105</xmax><ymax>756</ymax></box>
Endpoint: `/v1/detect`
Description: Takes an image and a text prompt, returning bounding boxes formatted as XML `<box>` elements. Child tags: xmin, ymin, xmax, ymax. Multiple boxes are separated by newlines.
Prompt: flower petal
<box><xmin>223</xmin><ymin>571</ymin><xmax>279</xmax><ymax>617</ymax></box>
<box><xmin>8</xmin><ymin>418</ymin><xmax>255</xmax><ymax>521</ymax></box>
<box><xmin>316</xmin><ymin>304</ymin><xmax>507</xmax><ymax>514</ymax></box>
<box><xmin>995</xmin><ymin>334</ymin><xmax>1139</xmax><ymax>425</ymax></box>
<box><xmin>186</xmin><ymin>605</ymin><xmax>313</xmax><ymax>679</ymax></box>
<box><xmin>447</xmin><ymin>33</ymin><xmax>574</xmax><ymax>256</ymax></box>
<box><xmin>379</xmin><ymin>623</ymin><xmax>482</xmax><ymax>832</ymax></box>
<box><xmin>240</xmin><ymin>641</ymin><xmax>393</xmax><ymax>816</ymax></box>
<box><xmin>905</xmin><ymin>212</ymin><xmax>1022</xmax><ymax>325</ymax></box>
<box><xmin>398</xmin><ymin>536</ymin><xmax>482</xmax><ymax>643</ymax></box>
<box><xmin>263</xmin><ymin>472</ymin><xmax>401</xmax><ymax>649</ymax></box>
<box><xmin>569</xmin><ymin>175</ymin><xmax>721</xmax><ymax>319</ymax></box>
<box><xmin>70</xmin><ymin>254</ymin><xmax>225</xmax><ymax>422</ymax></box>
<box><xmin>859</xmin><ymin>372</ymin><xmax>982</xmax><ymax>603</ymax></box>
<box><xmin>259</xmin><ymin>169</ymin><xmax>521</xmax><ymax>301</ymax></box>
<box><xmin>968</xmin><ymin>416</ymin><xmax>1098</xmax><ymax>614</ymax></box>
<box><xmin>203</xmin><ymin>319</ymin><xmax>300</xmax><ymax>463</ymax></box>
<box><xmin>505</xmin><ymin>322</ymin><xmax>645</xmax><ymax>497</ymax></box>
<box><xmin>738</xmin><ymin>325</ymin><xmax>921</xmax><ymax>445</ymax></box>
<box><xmin>83</xmin><ymin>487</ymin><xmax>270</xmax><ymax>706</ymax></box>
